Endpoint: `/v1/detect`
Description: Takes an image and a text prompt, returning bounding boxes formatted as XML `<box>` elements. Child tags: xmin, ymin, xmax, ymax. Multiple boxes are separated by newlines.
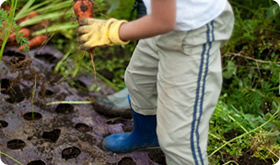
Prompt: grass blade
<box><xmin>32</xmin><ymin>23</ymin><xmax>78</xmax><ymax>36</ymax></box>
<box><xmin>14</xmin><ymin>0</ymin><xmax>36</xmax><ymax>20</ymax></box>
<box><xmin>209</xmin><ymin>108</ymin><xmax>280</xmax><ymax>158</ymax></box>
<box><xmin>47</xmin><ymin>101</ymin><xmax>92</xmax><ymax>105</ymax></box>
<box><xmin>0</xmin><ymin>151</ymin><xmax>24</xmax><ymax>165</ymax></box>
<box><xmin>19</xmin><ymin>11</ymin><xmax>72</xmax><ymax>27</ymax></box>
<box><xmin>35</xmin><ymin>0</ymin><xmax>73</xmax><ymax>13</ymax></box>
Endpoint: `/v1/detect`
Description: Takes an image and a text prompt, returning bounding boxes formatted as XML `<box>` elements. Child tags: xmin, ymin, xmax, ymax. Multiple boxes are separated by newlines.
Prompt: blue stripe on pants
<box><xmin>190</xmin><ymin>20</ymin><xmax>215</xmax><ymax>165</ymax></box>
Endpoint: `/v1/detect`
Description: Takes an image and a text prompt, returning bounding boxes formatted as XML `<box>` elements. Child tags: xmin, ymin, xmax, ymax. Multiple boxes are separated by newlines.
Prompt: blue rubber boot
<box><xmin>103</xmin><ymin>97</ymin><xmax>159</xmax><ymax>153</ymax></box>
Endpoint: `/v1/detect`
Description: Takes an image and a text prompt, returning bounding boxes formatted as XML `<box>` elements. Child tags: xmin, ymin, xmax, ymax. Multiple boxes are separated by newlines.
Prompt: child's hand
<box><xmin>77</xmin><ymin>18</ymin><xmax>129</xmax><ymax>50</ymax></box>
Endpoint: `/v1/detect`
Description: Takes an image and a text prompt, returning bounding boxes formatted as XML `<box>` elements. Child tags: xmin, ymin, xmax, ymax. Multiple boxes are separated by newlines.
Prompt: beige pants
<box><xmin>124</xmin><ymin>2</ymin><xmax>234</xmax><ymax>165</ymax></box>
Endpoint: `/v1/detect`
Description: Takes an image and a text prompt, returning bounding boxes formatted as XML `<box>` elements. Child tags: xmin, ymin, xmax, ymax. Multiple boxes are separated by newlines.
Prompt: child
<box><xmin>78</xmin><ymin>0</ymin><xmax>234</xmax><ymax>164</ymax></box>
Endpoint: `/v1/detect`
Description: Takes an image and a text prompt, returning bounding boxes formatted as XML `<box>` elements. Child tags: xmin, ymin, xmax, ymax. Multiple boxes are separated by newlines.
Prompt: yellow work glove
<box><xmin>77</xmin><ymin>18</ymin><xmax>129</xmax><ymax>50</ymax></box>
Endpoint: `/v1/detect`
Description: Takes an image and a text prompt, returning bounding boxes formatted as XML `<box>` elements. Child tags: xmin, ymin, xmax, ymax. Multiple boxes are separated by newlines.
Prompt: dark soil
<box><xmin>0</xmin><ymin>46</ymin><xmax>165</xmax><ymax>165</ymax></box>
<box><xmin>216</xmin><ymin>129</ymin><xmax>274</xmax><ymax>165</ymax></box>
<box><xmin>223</xmin><ymin>130</ymin><xmax>242</xmax><ymax>141</ymax></box>
<box><xmin>238</xmin><ymin>151</ymin><xmax>273</xmax><ymax>165</ymax></box>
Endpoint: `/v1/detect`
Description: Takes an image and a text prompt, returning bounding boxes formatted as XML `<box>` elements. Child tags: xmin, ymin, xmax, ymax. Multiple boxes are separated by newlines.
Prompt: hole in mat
<box><xmin>62</xmin><ymin>147</ymin><xmax>81</xmax><ymax>160</ymax></box>
<box><xmin>40</xmin><ymin>89</ymin><xmax>55</xmax><ymax>97</ymax></box>
<box><xmin>10</xmin><ymin>55</ymin><xmax>26</xmax><ymax>64</ymax></box>
<box><xmin>73</xmin><ymin>80</ymin><xmax>88</xmax><ymax>91</ymax></box>
<box><xmin>148</xmin><ymin>150</ymin><xmax>166</xmax><ymax>165</ymax></box>
<box><xmin>55</xmin><ymin>104</ymin><xmax>74</xmax><ymax>114</ymax></box>
<box><xmin>1</xmin><ymin>79</ymin><xmax>25</xmax><ymax>103</ymax></box>
<box><xmin>45</xmin><ymin>90</ymin><xmax>54</xmax><ymax>96</ymax></box>
<box><xmin>27</xmin><ymin>160</ymin><xmax>46</xmax><ymax>165</ymax></box>
<box><xmin>34</xmin><ymin>54</ymin><xmax>57</xmax><ymax>64</ymax></box>
<box><xmin>75</xmin><ymin>123</ymin><xmax>91</xmax><ymax>133</ymax></box>
<box><xmin>7</xmin><ymin>139</ymin><xmax>26</xmax><ymax>150</ymax></box>
<box><xmin>23</xmin><ymin>112</ymin><xmax>42</xmax><ymax>121</ymax></box>
<box><xmin>0</xmin><ymin>79</ymin><xmax>11</xmax><ymax>94</ymax></box>
<box><xmin>4</xmin><ymin>51</ymin><xmax>25</xmax><ymax>59</ymax></box>
<box><xmin>6</xmin><ymin>95</ymin><xmax>25</xmax><ymax>104</ymax></box>
<box><xmin>42</xmin><ymin>129</ymin><xmax>61</xmax><ymax>142</ymax></box>
<box><xmin>118</xmin><ymin>157</ymin><xmax>136</xmax><ymax>165</ymax></box>
<box><xmin>0</xmin><ymin>120</ymin><xmax>8</xmax><ymax>128</ymax></box>
<box><xmin>9</xmin><ymin>56</ymin><xmax>30</xmax><ymax>69</ymax></box>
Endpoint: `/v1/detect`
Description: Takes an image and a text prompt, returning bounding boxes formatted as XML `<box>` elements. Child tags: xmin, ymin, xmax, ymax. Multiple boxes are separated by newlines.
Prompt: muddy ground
<box><xmin>0</xmin><ymin>46</ymin><xmax>166</xmax><ymax>165</ymax></box>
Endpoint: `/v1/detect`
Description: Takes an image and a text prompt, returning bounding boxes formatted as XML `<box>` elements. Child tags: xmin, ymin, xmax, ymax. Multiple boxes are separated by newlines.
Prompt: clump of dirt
<box><xmin>238</xmin><ymin>151</ymin><xmax>273</xmax><ymax>165</ymax></box>
<box><xmin>223</xmin><ymin>129</ymin><xmax>242</xmax><ymax>141</ymax></box>
<box><xmin>0</xmin><ymin>46</ymin><xmax>165</xmax><ymax>165</ymax></box>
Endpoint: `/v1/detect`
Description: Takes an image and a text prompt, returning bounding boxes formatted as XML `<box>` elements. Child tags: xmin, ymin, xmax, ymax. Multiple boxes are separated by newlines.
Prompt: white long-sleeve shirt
<box><xmin>142</xmin><ymin>0</ymin><xmax>227</xmax><ymax>31</ymax></box>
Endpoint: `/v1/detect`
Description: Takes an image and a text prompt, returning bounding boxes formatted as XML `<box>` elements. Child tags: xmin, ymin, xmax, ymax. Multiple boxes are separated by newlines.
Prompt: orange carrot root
<box><xmin>19</xmin><ymin>35</ymin><xmax>48</xmax><ymax>51</ymax></box>
<box><xmin>8</xmin><ymin>28</ymin><xmax>31</xmax><ymax>46</ymax></box>
<box><xmin>73</xmin><ymin>0</ymin><xmax>94</xmax><ymax>22</ymax></box>
<box><xmin>73</xmin><ymin>0</ymin><xmax>97</xmax><ymax>79</ymax></box>
<box><xmin>90</xmin><ymin>50</ymin><xmax>96</xmax><ymax>80</ymax></box>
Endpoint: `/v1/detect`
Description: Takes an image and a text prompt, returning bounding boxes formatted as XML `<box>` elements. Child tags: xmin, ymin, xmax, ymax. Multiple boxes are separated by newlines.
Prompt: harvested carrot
<box><xmin>73</xmin><ymin>0</ymin><xmax>96</xmax><ymax>79</ymax></box>
<box><xmin>73</xmin><ymin>0</ymin><xmax>94</xmax><ymax>22</ymax></box>
<box><xmin>19</xmin><ymin>35</ymin><xmax>48</xmax><ymax>51</ymax></box>
<box><xmin>8</xmin><ymin>28</ymin><xmax>31</xmax><ymax>46</ymax></box>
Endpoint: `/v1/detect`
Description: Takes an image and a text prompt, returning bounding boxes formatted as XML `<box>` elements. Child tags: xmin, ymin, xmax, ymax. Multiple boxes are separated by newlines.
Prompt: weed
<box><xmin>0</xmin><ymin>151</ymin><xmax>24</xmax><ymax>165</ymax></box>
<box><xmin>0</xmin><ymin>0</ymin><xmax>29</xmax><ymax>60</ymax></box>
<box><xmin>209</xmin><ymin>97</ymin><xmax>280</xmax><ymax>164</ymax></box>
